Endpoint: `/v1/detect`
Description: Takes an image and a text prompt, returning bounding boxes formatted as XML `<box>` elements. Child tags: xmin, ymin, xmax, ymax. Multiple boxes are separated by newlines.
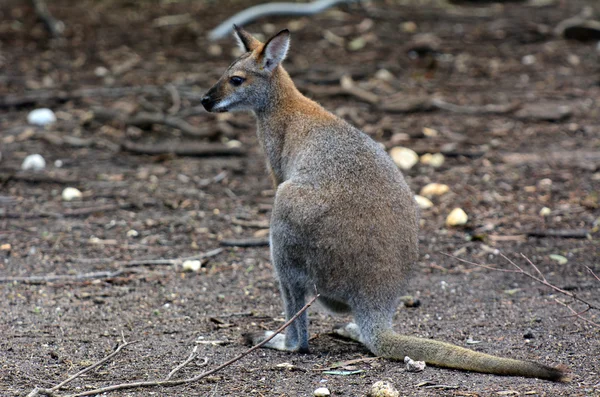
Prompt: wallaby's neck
<box><xmin>254</xmin><ymin>66</ymin><xmax>328</xmax><ymax>185</ymax></box>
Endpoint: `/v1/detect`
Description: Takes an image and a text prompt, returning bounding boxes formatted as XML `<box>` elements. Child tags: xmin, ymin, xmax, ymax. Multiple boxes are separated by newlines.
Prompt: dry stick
<box><xmin>32</xmin><ymin>0</ymin><xmax>65</xmax><ymax>37</ymax></box>
<box><xmin>165</xmin><ymin>346</ymin><xmax>205</xmax><ymax>381</ymax></box>
<box><xmin>61</xmin><ymin>295</ymin><xmax>319</xmax><ymax>397</ymax></box>
<box><xmin>554</xmin><ymin>299</ymin><xmax>600</xmax><ymax>328</ymax></box>
<box><xmin>220</xmin><ymin>237</ymin><xmax>270</xmax><ymax>247</ymax></box>
<box><xmin>121</xmin><ymin>247</ymin><xmax>223</xmax><ymax>267</ymax></box>
<box><xmin>587</xmin><ymin>266</ymin><xmax>600</xmax><ymax>283</ymax></box>
<box><xmin>0</xmin><ymin>270</ymin><xmax>133</xmax><ymax>285</ymax></box>
<box><xmin>121</xmin><ymin>140</ymin><xmax>246</xmax><ymax>157</ymax></box>
<box><xmin>27</xmin><ymin>340</ymin><xmax>139</xmax><ymax>397</ymax></box>
<box><xmin>443</xmin><ymin>253</ymin><xmax>600</xmax><ymax>325</ymax></box>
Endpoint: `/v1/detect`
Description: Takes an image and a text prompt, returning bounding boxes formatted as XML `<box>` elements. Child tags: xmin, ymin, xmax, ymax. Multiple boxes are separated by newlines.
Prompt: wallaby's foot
<box><xmin>243</xmin><ymin>331</ymin><xmax>309</xmax><ymax>353</ymax></box>
<box><xmin>333</xmin><ymin>322</ymin><xmax>363</xmax><ymax>343</ymax></box>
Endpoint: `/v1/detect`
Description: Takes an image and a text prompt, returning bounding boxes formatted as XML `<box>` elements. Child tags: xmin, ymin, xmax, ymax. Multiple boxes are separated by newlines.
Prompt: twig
<box><xmin>231</xmin><ymin>218</ymin><xmax>270</xmax><ymax>228</ymax></box>
<box><xmin>0</xmin><ymin>270</ymin><xmax>133</xmax><ymax>285</ymax></box>
<box><xmin>555</xmin><ymin>299</ymin><xmax>600</xmax><ymax>328</ymax></box>
<box><xmin>30</xmin><ymin>295</ymin><xmax>319</xmax><ymax>397</ymax></box>
<box><xmin>587</xmin><ymin>266</ymin><xmax>600</xmax><ymax>283</ymax></box>
<box><xmin>430</xmin><ymin>98</ymin><xmax>519</xmax><ymax>115</ymax></box>
<box><xmin>443</xmin><ymin>252</ymin><xmax>600</xmax><ymax>327</ymax></box>
<box><xmin>32</xmin><ymin>0</ymin><xmax>65</xmax><ymax>37</ymax></box>
<box><xmin>26</xmin><ymin>339</ymin><xmax>138</xmax><ymax>396</ymax></box>
<box><xmin>121</xmin><ymin>141</ymin><xmax>246</xmax><ymax>157</ymax></box>
<box><xmin>527</xmin><ymin>229</ymin><xmax>591</xmax><ymax>239</ymax></box>
<box><xmin>208</xmin><ymin>0</ymin><xmax>359</xmax><ymax>40</ymax></box>
<box><xmin>120</xmin><ymin>248</ymin><xmax>223</xmax><ymax>267</ymax></box>
<box><xmin>166</xmin><ymin>84</ymin><xmax>182</xmax><ymax>115</ymax></box>
<box><xmin>220</xmin><ymin>237</ymin><xmax>270</xmax><ymax>247</ymax></box>
<box><xmin>165</xmin><ymin>346</ymin><xmax>204</xmax><ymax>380</ymax></box>
<box><xmin>93</xmin><ymin>108</ymin><xmax>218</xmax><ymax>139</ymax></box>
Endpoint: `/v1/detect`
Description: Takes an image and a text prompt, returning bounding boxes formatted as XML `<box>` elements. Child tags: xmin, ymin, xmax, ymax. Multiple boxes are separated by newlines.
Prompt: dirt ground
<box><xmin>1</xmin><ymin>0</ymin><xmax>599</xmax><ymax>396</ymax></box>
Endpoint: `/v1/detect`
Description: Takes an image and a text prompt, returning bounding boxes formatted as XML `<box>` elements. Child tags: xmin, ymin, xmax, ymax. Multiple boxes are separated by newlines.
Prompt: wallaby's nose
<box><xmin>201</xmin><ymin>95</ymin><xmax>213</xmax><ymax>111</ymax></box>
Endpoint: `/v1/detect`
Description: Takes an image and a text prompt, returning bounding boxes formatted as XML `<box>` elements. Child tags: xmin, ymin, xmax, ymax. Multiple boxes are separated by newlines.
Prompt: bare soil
<box><xmin>1</xmin><ymin>0</ymin><xmax>599</xmax><ymax>396</ymax></box>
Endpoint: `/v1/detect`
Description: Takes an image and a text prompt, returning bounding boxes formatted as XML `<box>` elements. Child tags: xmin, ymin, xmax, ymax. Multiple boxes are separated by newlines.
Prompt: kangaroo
<box><xmin>201</xmin><ymin>25</ymin><xmax>567</xmax><ymax>382</ymax></box>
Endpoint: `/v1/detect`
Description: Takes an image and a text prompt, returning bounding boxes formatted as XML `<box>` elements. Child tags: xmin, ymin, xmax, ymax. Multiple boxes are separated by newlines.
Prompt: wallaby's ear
<box><xmin>233</xmin><ymin>24</ymin><xmax>261</xmax><ymax>52</ymax></box>
<box><xmin>261</xmin><ymin>29</ymin><xmax>290</xmax><ymax>72</ymax></box>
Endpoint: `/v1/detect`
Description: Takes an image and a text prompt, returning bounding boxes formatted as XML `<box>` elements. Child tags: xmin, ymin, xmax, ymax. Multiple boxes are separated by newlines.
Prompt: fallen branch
<box><xmin>32</xmin><ymin>0</ymin><xmax>65</xmax><ymax>37</ymax></box>
<box><xmin>208</xmin><ymin>0</ymin><xmax>359</xmax><ymax>40</ymax></box>
<box><xmin>26</xmin><ymin>295</ymin><xmax>319</xmax><ymax>396</ymax></box>
<box><xmin>430</xmin><ymin>98</ymin><xmax>519</xmax><ymax>115</ymax></box>
<box><xmin>0</xmin><ymin>270</ymin><xmax>134</xmax><ymax>285</ymax></box>
<box><xmin>121</xmin><ymin>141</ymin><xmax>246</xmax><ymax>157</ymax></box>
<box><xmin>220</xmin><ymin>237</ymin><xmax>270</xmax><ymax>247</ymax></box>
<box><xmin>27</xmin><ymin>338</ymin><xmax>138</xmax><ymax>397</ymax></box>
<box><xmin>527</xmin><ymin>229</ymin><xmax>591</xmax><ymax>239</ymax></box>
<box><xmin>120</xmin><ymin>248</ymin><xmax>223</xmax><ymax>267</ymax></box>
<box><xmin>231</xmin><ymin>218</ymin><xmax>270</xmax><ymax>228</ymax></box>
<box><xmin>93</xmin><ymin>108</ymin><xmax>218</xmax><ymax>139</ymax></box>
<box><xmin>1</xmin><ymin>203</ymin><xmax>141</xmax><ymax>220</ymax></box>
<box><xmin>0</xmin><ymin>85</ymin><xmax>204</xmax><ymax>109</ymax></box>
<box><xmin>1</xmin><ymin>249</ymin><xmax>223</xmax><ymax>284</ymax></box>
<box><xmin>444</xmin><ymin>252</ymin><xmax>599</xmax><ymax>328</ymax></box>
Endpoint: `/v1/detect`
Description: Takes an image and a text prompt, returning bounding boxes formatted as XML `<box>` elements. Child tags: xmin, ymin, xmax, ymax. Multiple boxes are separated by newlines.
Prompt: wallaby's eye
<box><xmin>230</xmin><ymin>76</ymin><xmax>245</xmax><ymax>86</ymax></box>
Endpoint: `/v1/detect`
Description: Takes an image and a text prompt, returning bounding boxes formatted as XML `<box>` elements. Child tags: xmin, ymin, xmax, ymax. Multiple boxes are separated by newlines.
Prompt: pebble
<box><xmin>313</xmin><ymin>387</ymin><xmax>331</xmax><ymax>396</ymax></box>
<box><xmin>369</xmin><ymin>380</ymin><xmax>399</xmax><ymax>397</ymax></box>
<box><xmin>389</xmin><ymin>147</ymin><xmax>419</xmax><ymax>170</ymax></box>
<box><xmin>126</xmin><ymin>229</ymin><xmax>139</xmax><ymax>237</ymax></box>
<box><xmin>21</xmin><ymin>154</ymin><xmax>46</xmax><ymax>171</ymax></box>
<box><xmin>539</xmin><ymin>207</ymin><xmax>552</xmax><ymax>216</ymax></box>
<box><xmin>374</xmin><ymin>69</ymin><xmax>395</xmax><ymax>81</ymax></box>
<box><xmin>446</xmin><ymin>208</ymin><xmax>468</xmax><ymax>226</ymax></box>
<box><xmin>420</xmin><ymin>183</ymin><xmax>449</xmax><ymax>197</ymax></box>
<box><xmin>61</xmin><ymin>187</ymin><xmax>82</xmax><ymax>201</ymax></box>
<box><xmin>414</xmin><ymin>195</ymin><xmax>433</xmax><ymax>210</ymax></box>
<box><xmin>27</xmin><ymin>108</ymin><xmax>57</xmax><ymax>126</ymax></box>
<box><xmin>549</xmin><ymin>254</ymin><xmax>568</xmax><ymax>265</ymax></box>
<box><xmin>182</xmin><ymin>260</ymin><xmax>202</xmax><ymax>272</ymax></box>
<box><xmin>420</xmin><ymin>153</ymin><xmax>445</xmax><ymax>168</ymax></box>
<box><xmin>404</xmin><ymin>356</ymin><xmax>426</xmax><ymax>372</ymax></box>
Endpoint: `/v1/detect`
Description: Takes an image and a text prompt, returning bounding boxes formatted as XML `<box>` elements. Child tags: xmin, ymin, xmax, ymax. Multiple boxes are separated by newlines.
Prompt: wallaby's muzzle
<box><xmin>201</xmin><ymin>92</ymin><xmax>216</xmax><ymax>112</ymax></box>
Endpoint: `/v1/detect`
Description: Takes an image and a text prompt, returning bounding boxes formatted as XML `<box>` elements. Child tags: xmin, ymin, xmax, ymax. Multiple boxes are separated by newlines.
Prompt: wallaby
<box><xmin>201</xmin><ymin>25</ymin><xmax>567</xmax><ymax>382</ymax></box>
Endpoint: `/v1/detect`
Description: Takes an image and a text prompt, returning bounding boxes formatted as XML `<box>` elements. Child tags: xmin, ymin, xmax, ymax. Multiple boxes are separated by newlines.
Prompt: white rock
<box><xmin>27</xmin><ymin>108</ymin><xmax>56</xmax><ymax>126</ymax></box>
<box><xmin>313</xmin><ymin>387</ymin><xmax>331</xmax><ymax>397</ymax></box>
<box><xmin>422</xmin><ymin>127</ymin><xmax>438</xmax><ymax>137</ymax></box>
<box><xmin>404</xmin><ymin>356</ymin><xmax>426</xmax><ymax>372</ymax></box>
<box><xmin>22</xmin><ymin>154</ymin><xmax>46</xmax><ymax>171</ymax></box>
<box><xmin>126</xmin><ymin>229</ymin><xmax>139</xmax><ymax>237</ymax></box>
<box><xmin>389</xmin><ymin>147</ymin><xmax>419</xmax><ymax>170</ymax></box>
<box><xmin>420</xmin><ymin>153</ymin><xmax>445</xmax><ymax>168</ymax></box>
<box><xmin>446</xmin><ymin>208</ymin><xmax>468</xmax><ymax>226</ymax></box>
<box><xmin>420</xmin><ymin>183</ymin><xmax>449</xmax><ymax>197</ymax></box>
<box><xmin>61</xmin><ymin>187</ymin><xmax>82</xmax><ymax>201</ymax></box>
<box><xmin>414</xmin><ymin>195</ymin><xmax>433</xmax><ymax>210</ymax></box>
<box><xmin>375</xmin><ymin>69</ymin><xmax>395</xmax><ymax>81</ymax></box>
<box><xmin>182</xmin><ymin>260</ymin><xmax>202</xmax><ymax>272</ymax></box>
<box><xmin>54</xmin><ymin>159</ymin><xmax>63</xmax><ymax>168</ymax></box>
<box><xmin>369</xmin><ymin>380</ymin><xmax>399</xmax><ymax>397</ymax></box>
<box><xmin>539</xmin><ymin>207</ymin><xmax>552</xmax><ymax>216</ymax></box>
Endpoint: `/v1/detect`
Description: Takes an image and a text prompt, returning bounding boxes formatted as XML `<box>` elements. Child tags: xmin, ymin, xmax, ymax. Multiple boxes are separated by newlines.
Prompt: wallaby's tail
<box><xmin>376</xmin><ymin>330</ymin><xmax>568</xmax><ymax>382</ymax></box>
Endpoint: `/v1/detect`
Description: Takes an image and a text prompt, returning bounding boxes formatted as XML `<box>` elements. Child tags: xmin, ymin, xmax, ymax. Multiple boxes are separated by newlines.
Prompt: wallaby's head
<box><xmin>201</xmin><ymin>25</ymin><xmax>291</xmax><ymax>113</ymax></box>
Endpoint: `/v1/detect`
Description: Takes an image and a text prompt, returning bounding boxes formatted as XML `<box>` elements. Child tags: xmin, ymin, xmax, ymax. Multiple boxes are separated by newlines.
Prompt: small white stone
<box><xmin>27</xmin><ymin>108</ymin><xmax>56</xmax><ymax>126</ymax></box>
<box><xmin>539</xmin><ymin>207</ymin><xmax>552</xmax><ymax>216</ymax></box>
<box><xmin>522</xmin><ymin>54</ymin><xmax>536</xmax><ymax>65</ymax></box>
<box><xmin>389</xmin><ymin>147</ymin><xmax>419</xmax><ymax>170</ymax></box>
<box><xmin>375</xmin><ymin>69</ymin><xmax>394</xmax><ymax>81</ymax></box>
<box><xmin>420</xmin><ymin>183</ymin><xmax>449</xmax><ymax>197</ymax></box>
<box><xmin>54</xmin><ymin>159</ymin><xmax>63</xmax><ymax>168</ymax></box>
<box><xmin>420</xmin><ymin>153</ymin><xmax>445</xmax><ymax>168</ymax></box>
<box><xmin>414</xmin><ymin>195</ymin><xmax>433</xmax><ymax>210</ymax></box>
<box><xmin>446</xmin><ymin>208</ymin><xmax>468</xmax><ymax>226</ymax></box>
<box><xmin>182</xmin><ymin>260</ymin><xmax>202</xmax><ymax>272</ymax></box>
<box><xmin>94</xmin><ymin>66</ymin><xmax>109</xmax><ymax>77</ymax></box>
<box><xmin>126</xmin><ymin>229</ymin><xmax>139</xmax><ymax>237</ymax></box>
<box><xmin>404</xmin><ymin>356</ymin><xmax>426</xmax><ymax>372</ymax></box>
<box><xmin>369</xmin><ymin>380</ymin><xmax>399</xmax><ymax>397</ymax></box>
<box><xmin>422</xmin><ymin>127</ymin><xmax>438</xmax><ymax>137</ymax></box>
<box><xmin>226</xmin><ymin>139</ymin><xmax>243</xmax><ymax>148</ymax></box>
<box><xmin>61</xmin><ymin>187</ymin><xmax>82</xmax><ymax>201</ymax></box>
<box><xmin>21</xmin><ymin>154</ymin><xmax>46</xmax><ymax>171</ymax></box>
<box><xmin>313</xmin><ymin>387</ymin><xmax>331</xmax><ymax>397</ymax></box>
